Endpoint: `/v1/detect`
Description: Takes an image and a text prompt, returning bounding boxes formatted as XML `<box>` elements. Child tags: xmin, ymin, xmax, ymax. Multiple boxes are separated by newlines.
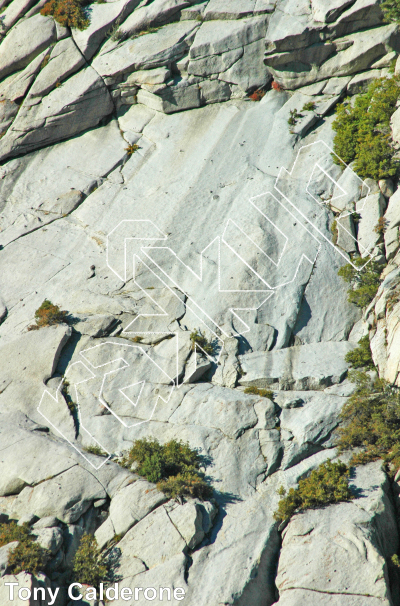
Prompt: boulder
<box><xmin>0</xmin><ymin>66</ymin><xmax>114</xmax><ymax>161</ymax></box>
<box><xmin>28</xmin><ymin>37</ymin><xmax>86</xmax><ymax>99</ymax></box>
<box><xmin>115</xmin><ymin>505</ymin><xmax>187</xmax><ymax>572</ymax></box>
<box><xmin>167</xmin><ymin>499</ymin><xmax>217</xmax><ymax>549</ymax></box>
<box><xmin>119</xmin><ymin>0</ymin><xmax>190</xmax><ymax>38</ymax></box>
<box><xmin>117</xmin><ymin>104</ymin><xmax>156</xmax><ymax>134</ymax></box>
<box><xmin>138</xmin><ymin>82</ymin><xmax>201</xmax><ymax>113</ymax></box>
<box><xmin>189</xmin><ymin>15</ymin><xmax>268</xmax><ymax>59</ymax></box>
<box><xmin>265</xmin><ymin>23</ymin><xmax>400</xmax><ymax>89</ymax></box>
<box><xmin>9</xmin><ymin>465</ymin><xmax>107</xmax><ymax>524</ymax></box>
<box><xmin>188</xmin><ymin>47</ymin><xmax>243</xmax><ymax>77</ymax></box>
<box><xmin>219</xmin><ymin>38</ymin><xmax>271</xmax><ymax>92</ymax></box>
<box><xmin>384</xmin><ymin>188</ymin><xmax>400</xmax><ymax>261</ymax></box>
<box><xmin>0</xmin><ymin>14</ymin><xmax>56</xmax><ymax>80</ymax></box>
<box><xmin>336</xmin><ymin>213</ymin><xmax>357</xmax><ymax>253</ymax></box>
<box><xmin>239</xmin><ymin>342</ymin><xmax>354</xmax><ymax>390</ymax></box>
<box><xmin>356</xmin><ymin>192</ymin><xmax>386</xmax><ymax>257</ymax></box>
<box><xmin>347</xmin><ymin>68</ymin><xmax>388</xmax><ymax>95</ymax></box>
<box><xmin>0</xmin><ymin>542</ymin><xmax>18</xmax><ymax>577</ymax></box>
<box><xmin>275</xmin><ymin>462</ymin><xmax>398</xmax><ymax>603</ymax></box>
<box><xmin>0</xmin><ymin>0</ymin><xmax>38</xmax><ymax>32</ymax></box>
<box><xmin>108</xmin><ymin>479</ymin><xmax>166</xmax><ymax>537</ymax></box>
<box><xmin>32</xmin><ymin>527</ymin><xmax>63</xmax><ymax>554</ymax></box>
<box><xmin>0</xmin><ymin>572</ymin><xmax>45</xmax><ymax>605</ymax></box>
<box><xmin>93</xmin><ymin>22</ymin><xmax>199</xmax><ymax>79</ymax></box>
<box><xmin>72</xmin><ymin>0</ymin><xmax>140</xmax><ymax>60</ymax></box>
<box><xmin>169</xmin><ymin>383</ymin><xmax>258</xmax><ymax>439</ymax></box>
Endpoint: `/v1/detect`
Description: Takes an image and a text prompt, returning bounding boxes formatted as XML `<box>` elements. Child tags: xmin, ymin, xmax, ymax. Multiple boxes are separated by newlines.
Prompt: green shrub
<box><xmin>338</xmin><ymin>257</ymin><xmax>381</xmax><ymax>308</ymax></box>
<box><xmin>73</xmin><ymin>534</ymin><xmax>108</xmax><ymax>588</ymax></box>
<box><xmin>0</xmin><ymin>522</ymin><xmax>49</xmax><ymax>575</ymax></box>
<box><xmin>244</xmin><ymin>386</ymin><xmax>274</xmax><ymax>400</ymax></box>
<box><xmin>28</xmin><ymin>299</ymin><xmax>67</xmax><ymax>331</ymax></box>
<box><xmin>8</xmin><ymin>541</ymin><xmax>49</xmax><ymax>575</ymax></box>
<box><xmin>0</xmin><ymin>522</ymin><xmax>31</xmax><ymax>547</ymax></box>
<box><xmin>302</xmin><ymin>101</ymin><xmax>316</xmax><ymax>111</ymax></box>
<box><xmin>332</xmin><ymin>76</ymin><xmax>400</xmax><ymax>179</ymax></box>
<box><xmin>374</xmin><ymin>216</ymin><xmax>388</xmax><ymax>234</ymax></box>
<box><xmin>158</xmin><ymin>471</ymin><xmax>213</xmax><ymax>500</ymax></box>
<box><xmin>382</xmin><ymin>0</ymin><xmax>400</xmax><ymax>23</ymax></box>
<box><xmin>274</xmin><ymin>460</ymin><xmax>353</xmax><ymax>523</ymax></box>
<box><xmin>336</xmin><ymin>371</ymin><xmax>400</xmax><ymax>469</ymax></box>
<box><xmin>84</xmin><ymin>445</ymin><xmax>108</xmax><ymax>457</ymax></box>
<box><xmin>131</xmin><ymin>25</ymin><xmax>160</xmax><ymax>39</ymax></box>
<box><xmin>288</xmin><ymin>109</ymin><xmax>301</xmax><ymax>126</ymax></box>
<box><xmin>125</xmin><ymin>144</ymin><xmax>139</xmax><ymax>156</ymax></box>
<box><xmin>122</xmin><ymin>438</ymin><xmax>212</xmax><ymax>500</ymax></box>
<box><xmin>345</xmin><ymin>335</ymin><xmax>374</xmax><ymax>369</ymax></box>
<box><xmin>41</xmin><ymin>0</ymin><xmax>90</xmax><ymax>29</ymax></box>
<box><xmin>190</xmin><ymin>329</ymin><xmax>214</xmax><ymax>355</ymax></box>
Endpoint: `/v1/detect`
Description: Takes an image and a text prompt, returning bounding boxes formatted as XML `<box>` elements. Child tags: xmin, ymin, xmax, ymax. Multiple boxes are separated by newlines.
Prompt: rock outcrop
<box><xmin>0</xmin><ymin>0</ymin><xmax>400</xmax><ymax>605</ymax></box>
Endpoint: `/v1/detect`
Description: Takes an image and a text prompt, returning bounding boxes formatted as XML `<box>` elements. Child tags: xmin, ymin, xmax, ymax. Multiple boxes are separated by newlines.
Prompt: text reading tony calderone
<box><xmin>4</xmin><ymin>582</ymin><xmax>186</xmax><ymax>603</ymax></box>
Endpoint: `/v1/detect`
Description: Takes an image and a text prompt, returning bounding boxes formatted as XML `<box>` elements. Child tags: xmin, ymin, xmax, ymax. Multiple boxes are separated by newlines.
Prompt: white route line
<box><xmin>38</xmin><ymin>139</ymin><xmax>371</xmax><ymax>467</ymax></box>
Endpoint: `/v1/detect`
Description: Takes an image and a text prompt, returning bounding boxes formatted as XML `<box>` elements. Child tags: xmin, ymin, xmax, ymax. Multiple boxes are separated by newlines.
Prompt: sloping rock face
<box><xmin>1</xmin><ymin>1</ymin><xmax>400</xmax><ymax>606</ymax></box>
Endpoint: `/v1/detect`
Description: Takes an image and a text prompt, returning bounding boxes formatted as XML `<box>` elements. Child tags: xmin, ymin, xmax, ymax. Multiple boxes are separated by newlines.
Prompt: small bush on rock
<box><xmin>84</xmin><ymin>445</ymin><xmax>108</xmax><ymax>456</ymax></box>
<box><xmin>274</xmin><ymin>460</ymin><xmax>353</xmax><ymax>523</ymax></box>
<box><xmin>0</xmin><ymin>522</ymin><xmax>49</xmax><ymax>575</ymax></box>
<box><xmin>125</xmin><ymin>144</ymin><xmax>139</xmax><ymax>156</ymax></box>
<box><xmin>73</xmin><ymin>534</ymin><xmax>108</xmax><ymax>588</ymax></box>
<box><xmin>158</xmin><ymin>471</ymin><xmax>213</xmax><ymax>500</ymax></box>
<box><xmin>190</xmin><ymin>329</ymin><xmax>214</xmax><ymax>355</ymax></box>
<box><xmin>122</xmin><ymin>437</ymin><xmax>212</xmax><ymax>500</ymax></box>
<box><xmin>288</xmin><ymin>109</ymin><xmax>301</xmax><ymax>126</ymax></box>
<box><xmin>336</xmin><ymin>371</ymin><xmax>400</xmax><ymax>470</ymax></box>
<box><xmin>0</xmin><ymin>522</ymin><xmax>31</xmax><ymax>547</ymax></box>
<box><xmin>345</xmin><ymin>335</ymin><xmax>374</xmax><ymax>369</ymax></box>
<box><xmin>28</xmin><ymin>299</ymin><xmax>67</xmax><ymax>331</ymax></box>
<box><xmin>41</xmin><ymin>0</ymin><xmax>90</xmax><ymax>29</ymax></box>
<box><xmin>8</xmin><ymin>541</ymin><xmax>49</xmax><ymax>575</ymax></box>
<box><xmin>332</xmin><ymin>77</ymin><xmax>400</xmax><ymax>179</ymax></box>
<box><xmin>244</xmin><ymin>386</ymin><xmax>274</xmax><ymax>400</ymax></box>
<box><xmin>338</xmin><ymin>257</ymin><xmax>382</xmax><ymax>307</ymax></box>
<box><xmin>302</xmin><ymin>101</ymin><xmax>316</xmax><ymax>112</ymax></box>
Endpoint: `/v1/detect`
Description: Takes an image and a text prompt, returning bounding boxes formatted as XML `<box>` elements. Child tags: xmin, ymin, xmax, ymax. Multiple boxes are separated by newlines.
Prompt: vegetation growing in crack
<box><xmin>336</xmin><ymin>371</ymin><xmax>400</xmax><ymax>470</ymax></box>
<box><xmin>244</xmin><ymin>386</ymin><xmax>274</xmax><ymax>400</ymax></box>
<box><xmin>0</xmin><ymin>522</ymin><xmax>50</xmax><ymax>575</ymax></box>
<box><xmin>41</xmin><ymin>0</ymin><xmax>92</xmax><ymax>29</ymax></box>
<box><xmin>332</xmin><ymin>76</ymin><xmax>400</xmax><ymax>179</ymax></box>
<box><xmin>288</xmin><ymin>109</ymin><xmax>301</xmax><ymax>126</ymax></box>
<box><xmin>338</xmin><ymin>257</ymin><xmax>382</xmax><ymax>307</ymax></box>
<box><xmin>84</xmin><ymin>445</ymin><xmax>108</xmax><ymax>456</ymax></box>
<box><xmin>345</xmin><ymin>335</ymin><xmax>374</xmax><ymax>369</ymax></box>
<box><xmin>125</xmin><ymin>143</ymin><xmax>139</xmax><ymax>156</ymax></box>
<box><xmin>274</xmin><ymin>460</ymin><xmax>353</xmax><ymax>523</ymax></box>
<box><xmin>121</xmin><ymin>437</ymin><xmax>213</xmax><ymax>500</ymax></box>
<box><xmin>28</xmin><ymin>299</ymin><xmax>68</xmax><ymax>331</ymax></box>
<box><xmin>374</xmin><ymin>216</ymin><xmax>388</xmax><ymax>234</ymax></box>
<box><xmin>331</xmin><ymin>219</ymin><xmax>338</xmax><ymax>246</ymax></box>
<box><xmin>249</xmin><ymin>88</ymin><xmax>266</xmax><ymax>101</ymax></box>
<box><xmin>302</xmin><ymin>101</ymin><xmax>316</xmax><ymax>112</ymax></box>
<box><xmin>73</xmin><ymin>534</ymin><xmax>108</xmax><ymax>588</ymax></box>
<box><xmin>190</xmin><ymin>329</ymin><xmax>214</xmax><ymax>356</ymax></box>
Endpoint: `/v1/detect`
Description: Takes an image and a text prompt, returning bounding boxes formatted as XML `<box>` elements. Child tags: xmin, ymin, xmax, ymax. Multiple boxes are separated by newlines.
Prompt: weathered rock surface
<box><xmin>0</xmin><ymin>2</ymin><xmax>399</xmax><ymax>604</ymax></box>
<box><xmin>239</xmin><ymin>341</ymin><xmax>353</xmax><ymax>390</ymax></box>
<box><xmin>275</xmin><ymin>462</ymin><xmax>398</xmax><ymax>604</ymax></box>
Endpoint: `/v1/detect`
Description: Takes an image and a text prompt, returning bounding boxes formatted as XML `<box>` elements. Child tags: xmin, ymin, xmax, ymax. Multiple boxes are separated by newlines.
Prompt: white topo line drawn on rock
<box><xmin>37</xmin><ymin>141</ymin><xmax>374</xmax><ymax>468</ymax></box>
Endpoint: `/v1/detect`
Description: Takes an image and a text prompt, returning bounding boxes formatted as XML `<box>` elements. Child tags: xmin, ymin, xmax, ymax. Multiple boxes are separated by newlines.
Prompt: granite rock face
<box><xmin>0</xmin><ymin>1</ymin><xmax>399</xmax><ymax>605</ymax></box>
